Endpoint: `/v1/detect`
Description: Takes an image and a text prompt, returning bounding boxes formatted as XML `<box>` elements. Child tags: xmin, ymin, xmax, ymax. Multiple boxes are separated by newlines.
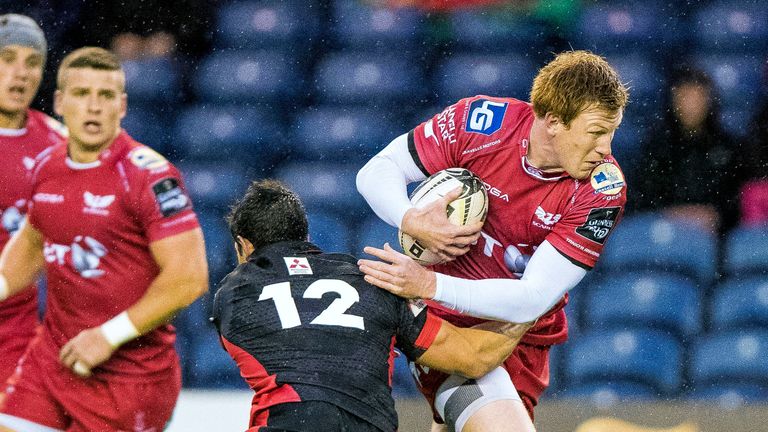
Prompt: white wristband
<box><xmin>100</xmin><ymin>311</ymin><xmax>140</xmax><ymax>348</ymax></box>
<box><xmin>0</xmin><ymin>274</ymin><xmax>9</xmax><ymax>301</ymax></box>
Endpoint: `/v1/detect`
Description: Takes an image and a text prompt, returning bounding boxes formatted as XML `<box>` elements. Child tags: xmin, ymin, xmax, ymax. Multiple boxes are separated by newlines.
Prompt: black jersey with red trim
<box><xmin>212</xmin><ymin>241</ymin><xmax>442</xmax><ymax>432</ymax></box>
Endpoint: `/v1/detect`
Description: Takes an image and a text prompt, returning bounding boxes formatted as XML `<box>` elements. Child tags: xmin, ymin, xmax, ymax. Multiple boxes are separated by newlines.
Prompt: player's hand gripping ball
<box><xmin>399</xmin><ymin>168</ymin><xmax>488</xmax><ymax>265</ymax></box>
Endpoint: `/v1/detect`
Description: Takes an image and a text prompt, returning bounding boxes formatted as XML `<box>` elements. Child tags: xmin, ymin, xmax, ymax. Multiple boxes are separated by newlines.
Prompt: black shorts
<box><xmin>257</xmin><ymin>401</ymin><xmax>385</xmax><ymax>432</ymax></box>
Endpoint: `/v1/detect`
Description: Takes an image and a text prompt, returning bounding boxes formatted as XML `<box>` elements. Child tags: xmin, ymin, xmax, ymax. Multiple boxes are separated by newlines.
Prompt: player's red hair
<box><xmin>530</xmin><ymin>50</ymin><xmax>629</xmax><ymax>125</ymax></box>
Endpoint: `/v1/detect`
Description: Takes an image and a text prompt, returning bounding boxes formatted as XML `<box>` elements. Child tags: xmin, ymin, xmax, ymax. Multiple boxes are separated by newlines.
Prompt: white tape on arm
<box><xmin>100</xmin><ymin>311</ymin><xmax>140</xmax><ymax>348</ymax></box>
<box><xmin>0</xmin><ymin>274</ymin><xmax>9</xmax><ymax>301</ymax></box>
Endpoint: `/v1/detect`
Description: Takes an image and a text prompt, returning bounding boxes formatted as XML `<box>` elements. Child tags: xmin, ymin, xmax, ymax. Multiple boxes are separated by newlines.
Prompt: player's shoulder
<box><xmin>577</xmin><ymin>155</ymin><xmax>627</xmax><ymax>205</ymax></box>
<box><xmin>28</xmin><ymin>109</ymin><xmax>68</xmax><ymax>140</ymax></box>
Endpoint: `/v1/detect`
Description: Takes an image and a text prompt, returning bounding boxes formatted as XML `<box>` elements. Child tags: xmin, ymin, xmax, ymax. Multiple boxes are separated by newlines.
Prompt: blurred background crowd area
<box><xmin>10</xmin><ymin>0</ymin><xmax>768</xmax><ymax>408</ymax></box>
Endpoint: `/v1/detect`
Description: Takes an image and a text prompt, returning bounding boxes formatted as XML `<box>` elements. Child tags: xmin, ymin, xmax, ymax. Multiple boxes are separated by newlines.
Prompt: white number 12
<box><xmin>258</xmin><ymin>279</ymin><xmax>365</xmax><ymax>330</ymax></box>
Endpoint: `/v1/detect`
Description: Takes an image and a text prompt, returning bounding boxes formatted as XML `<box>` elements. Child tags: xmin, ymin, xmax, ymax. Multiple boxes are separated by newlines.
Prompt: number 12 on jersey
<box><xmin>258</xmin><ymin>279</ymin><xmax>365</xmax><ymax>330</ymax></box>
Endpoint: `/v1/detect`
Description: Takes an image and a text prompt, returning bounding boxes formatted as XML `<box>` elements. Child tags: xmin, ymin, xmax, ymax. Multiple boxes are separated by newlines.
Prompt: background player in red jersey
<box><xmin>357</xmin><ymin>51</ymin><xmax>629</xmax><ymax>431</ymax></box>
<box><xmin>0</xmin><ymin>47</ymin><xmax>208</xmax><ymax>431</ymax></box>
<box><xmin>214</xmin><ymin>179</ymin><xmax>533</xmax><ymax>432</ymax></box>
<box><xmin>0</xmin><ymin>14</ymin><xmax>67</xmax><ymax>389</ymax></box>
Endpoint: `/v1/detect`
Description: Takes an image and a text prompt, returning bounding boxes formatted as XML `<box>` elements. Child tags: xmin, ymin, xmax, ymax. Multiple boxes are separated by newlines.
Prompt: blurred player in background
<box><xmin>214</xmin><ymin>179</ymin><xmax>534</xmax><ymax>432</ymax></box>
<box><xmin>357</xmin><ymin>50</ymin><xmax>629</xmax><ymax>431</ymax></box>
<box><xmin>0</xmin><ymin>14</ymin><xmax>67</xmax><ymax>389</ymax></box>
<box><xmin>0</xmin><ymin>47</ymin><xmax>207</xmax><ymax>431</ymax></box>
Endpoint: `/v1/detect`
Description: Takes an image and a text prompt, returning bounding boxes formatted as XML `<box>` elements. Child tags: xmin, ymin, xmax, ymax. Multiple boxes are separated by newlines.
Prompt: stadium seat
<box><xmin>723</xmin><ymin>226</ymin><xmax>768</xmax><ymax>275</ymax></box>
<box><xmin>353</xmin><ymin>215</ymin><xmax>400</xmax><ymax>257</ymax></box>
<box><xmin>690</xmin><ymin>330</ymin><xmax>768</xmax><ymax>387</ymax></box>
<box><xmin>556</xmin><ymin>382</ymin><xmax>658</xmax><ymax>406</ymax></box>
<box><xmin>564</xmin><ymin>328</ymin><xmax>684</xmax><ymax>394</ymax></box>
<box><xmin>307</xmin><ymin>211</ymin><xmax>352</xmax><ymax>254</ymax></box>
<box><xmin>122</xmin><ymin>105</ymin><xmax>172</xmax><ymax>154</ymax></box>
<box><xmin>435</xmin><ymin>53</ymin><xmax>538</xmax><ymax>104</ymax></box>
<box><xmin>604</xmin><ymin>55</ymin><xmax>665</xmax><ymax>103</ymax></box>
<box><xmin>581</xmin><ymin>272</ymin><xmax>702</xmax><ymax>338</ymax></box>
<box><xmin>449</xmin><ymin>11</ymin><xmax>548</xmax><ymax>54</ymax></box>
<box><xmin>331</xmin><ymin>0</ymin><xmax>426</xmax><ymax>51</ymax></box>
<box><xmin>194</xmin><ymin>50</ymin><xmax>303</xmax><ymax>104</ymax></box>
<box><xmin>686</xmin><ymin>383</ymin><xmax>768</xmax><ymax>407</ymax></box>
<box><xmin>122</xmin><ymin>57</ymin><xmax>180</xmax><ymax>104</ymax></box>
<box><xmin>313</xmin><ymin>52</ymin><xmax>424</xmax><ymax>105</ymax></box>
<box><xmin>694</xmin><ymin>54</ymin><xmax>764</xmax><ymax>112</ymax></box>
<box><xmin>197</xmin><ymin>211</ymin><xmax>236</xmax><ymax>283</ymax></box>
<box><xmin>187</xmin><ymin>329</ymin><xmax>248</xmax><ymax>389</ymax></box>
<box><xmin>391</xmin><ymin>354</ymin><xmax>419</xmax><ymax>397</ymax></box>
<box><xmin>693</xmin><ymin>1</ymin><xmax>768</xmax><ymax>53</ymax></box>
<box><xmin>215</xmin><ymin>0</ymin><xmax>320</xmax><ymax>50</ymax></box>
<box><xmin>574</xmin><ymin>2</ymin><xmax>683</xmax><ymax>56</ymax></box>
<box><xmin>275</xmin><ymin>163</ymin><xmax>368</xmax><ymax>215</ymax></box>
<box><xmin>173</xmin><ymin>105</ymin><xmax>285</xmax><ymax>170</ymax></box>
<box><xmin>176</xmin><ymin>161</ymin><xmax>250</xmax><ymax>210</ymax></box>
<box><xmin>600</xmin><ymin>213</ymin><xmax>718</xmax><ymax>284</ymax></box>
<box><xmin>712</xmin><ymin>277</ymin><xmax>768</xmax><ymax>330</ymax></box>
<box><xmin>292</xmin><ymin>106</ymin><xmax>399</xmax><ymax>161</ymax></box>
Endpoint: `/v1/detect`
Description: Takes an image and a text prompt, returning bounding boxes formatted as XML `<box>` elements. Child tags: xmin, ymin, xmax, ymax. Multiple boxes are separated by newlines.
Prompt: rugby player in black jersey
<box><xmin>212</xmin><ymin>180</ymin><xmax>531</xmax><ymax>432</ymax></box>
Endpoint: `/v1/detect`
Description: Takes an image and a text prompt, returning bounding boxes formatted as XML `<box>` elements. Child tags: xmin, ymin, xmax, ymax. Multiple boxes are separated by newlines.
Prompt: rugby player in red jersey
<box><xmin>357</xmin><ymin>51</ymin><xmax>629</xmax><ymax>431</ymax></box>
<box><xmin>0</xmin><ymin>47</ymin><xmax>207</xmax><ymax>431</ymax></box>
<box><xmin>0</xmin><ymin>14</ymin><xmax>67</xmax><ymax>388</ymax></box>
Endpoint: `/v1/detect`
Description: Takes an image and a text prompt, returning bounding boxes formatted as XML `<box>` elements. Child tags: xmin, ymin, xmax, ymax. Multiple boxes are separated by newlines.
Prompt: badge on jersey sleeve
<box><xmin>465</xmin><ymin>99</ymin><xmax>508</xmax><ymax>135</ymax></box>
<box><xmin>590</xmin><ymin>162</ymin><xmax>625</xmax><ymax>195</ymax></box>
<box><xmin>576</xmin><ymin>207</ymin><xmax>621</xmax><ymax>244</ymax></box>
<box><xmin>152</xmin><ymin>178</ymin><xmax>191</xmax><ymax>217</ymax></box>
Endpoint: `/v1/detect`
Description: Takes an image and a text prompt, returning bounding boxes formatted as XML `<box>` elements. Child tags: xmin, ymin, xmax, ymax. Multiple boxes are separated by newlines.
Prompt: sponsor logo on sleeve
<box><xmin>152</xmin><ymin>178</ymin><xmax>191</xmax><ymax>217</ymax></box>
<box><xmin>590</xmin><ymin>163</ymin><xmax>625</xmax><ymax>195</ymax></box>
<box><xmin>129</xmin><ymin>147</ymin><xmax>169</xmax><ymax>171</ymax></box>
<box><xmin>408</xmin><ymin>299</ymin><xmax>427</xmax><ymax>317</ymax></box>
<box><xmin>284</xmin><ymin>257</ymin><xmax>313</xmax><ymax>275</ymax></box>
<box><xmin>532</xmin><ymin>206</ymin><xmax>561</xmax><ymax>230</ymax></box>
<box><xmin>465</xmin><ymin>99</ymin><xmax>508</xmax><ymax>135</ymax></box>
<box><xmin>575</xmin><ymin>207</ymin><xmax>621</xmax><ymax>244</ymax></box>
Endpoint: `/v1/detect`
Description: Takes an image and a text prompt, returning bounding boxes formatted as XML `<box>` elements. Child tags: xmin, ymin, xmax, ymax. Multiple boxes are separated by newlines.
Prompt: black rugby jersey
<box><xmin>212</xmin><ymin>241</ymin><xmax>442</xmax><ymax>432</ymax></box>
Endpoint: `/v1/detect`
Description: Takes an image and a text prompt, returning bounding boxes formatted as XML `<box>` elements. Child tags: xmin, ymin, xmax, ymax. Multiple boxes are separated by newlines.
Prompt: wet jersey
<box><xmin>410</xmin><ymin>96</ymin><xmax>627</xmax><ymax>345</ymax></box>
<box><xmin>213</xmin><ymin>241</ymin><xmax>443</xmax><ymax>432</ymax></box>
<box><xmin>27</xmin><ymin>131</ymin><xmax>199</xmax><ymax>379</ymax></box>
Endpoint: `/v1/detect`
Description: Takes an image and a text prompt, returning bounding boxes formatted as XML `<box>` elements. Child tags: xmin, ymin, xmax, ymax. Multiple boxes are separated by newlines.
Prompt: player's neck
<box><xmin>527</xmin><ymin>119</ymin><xmax>563</xmax><ymax>172</ymax></box>
<box><xmin>68</xmin><ymin>138</ymin><xmax>114</xmax><ymax>163</ymax></box>
<box><xmin>0</xmin><ymin>109</ymin><xmax>27</xmax><ymax>130</ymax></box>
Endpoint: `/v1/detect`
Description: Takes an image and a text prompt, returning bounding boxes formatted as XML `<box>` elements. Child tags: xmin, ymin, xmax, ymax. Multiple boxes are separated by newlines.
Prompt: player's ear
<box><xmin>543</xmin><ymin>112</ymin><xmax>564</xmax><ymax>136</ymax></box>
<box><xmin>235</xmin><ymin>236</ymin><xmax>255</xmax><ymax>264</ymax></box>
<box><xmin>53</xmin><ymin>89</ymin><xmax>63</xmax><ymax>116</ymax></box>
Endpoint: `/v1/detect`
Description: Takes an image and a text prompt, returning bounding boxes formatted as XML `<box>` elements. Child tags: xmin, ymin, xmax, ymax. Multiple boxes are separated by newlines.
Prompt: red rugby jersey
<box><xmin>28</xmin><ymin>131</ymin><xmax>199</xmax><ymax>378</ymax></box>
<box><xmin>410</xmin><ymin>96</ymin><xmax>627</xmax><ymax>345</ymax></box>
<box><xmin>0</xmin><ymin>109</ymin><xmax>66</xmax><ymax>322</ymax></box>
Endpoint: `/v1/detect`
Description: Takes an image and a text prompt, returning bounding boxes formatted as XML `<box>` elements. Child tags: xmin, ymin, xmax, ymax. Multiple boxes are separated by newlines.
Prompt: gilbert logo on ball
<box><xmin>399</xmin><ymin>168</ymin><xmax>489</xmax><ymax>265</ymax></box>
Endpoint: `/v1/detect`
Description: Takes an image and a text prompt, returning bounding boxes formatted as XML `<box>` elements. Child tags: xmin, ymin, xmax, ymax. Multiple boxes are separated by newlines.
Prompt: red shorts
<box><xmin>412</xmin><ymin>342</ymin><xmax>551</xmax><ymax>422</ymax></box>
<box><xmin>0</xmin><ymin>334</ymin><xmax>181</xmax><ymax>431</ymax></box>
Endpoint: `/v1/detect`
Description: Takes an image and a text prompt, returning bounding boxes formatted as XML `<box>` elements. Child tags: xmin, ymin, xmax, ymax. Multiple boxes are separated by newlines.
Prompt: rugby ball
<box><xmin>399</xmin><ymin>168</ymin><xmax>488</xmax><ymax>265</ymax></box>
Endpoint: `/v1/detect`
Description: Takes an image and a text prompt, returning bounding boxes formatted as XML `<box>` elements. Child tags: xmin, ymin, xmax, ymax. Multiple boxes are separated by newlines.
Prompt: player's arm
<box><xmin>59</xmin><ymin>229</ymin><xmax>208</xmax><ymax>376</ymax></box>
<box><xmin>0</xmin><ymin>220</ymin><xmax>45</xmax><ymax>300</ymax></box>
<box><xmin>356</xmin><ymin>132</ymin><xmax>482</xmax><ymax>261</ymax></box>
<box><xmin>359</xmin><ymin>241</ymin><xmax>586</xmax><ymax>323</ymax></box>
<box><xmin>417</xmin><ymin>320</ymin><xmax>532</xmax><ymax>379</ymax></box>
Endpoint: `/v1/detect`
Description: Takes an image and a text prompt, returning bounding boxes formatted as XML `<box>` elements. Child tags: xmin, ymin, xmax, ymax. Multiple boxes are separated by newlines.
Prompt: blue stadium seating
<box><xmin>575</xmin><ymin>2</ymin><xmax>683</xmax><ymax>56</ymax></box>
<box><xmin>215</xmin><ymin>0</ymin><xmax>320</xmax><ymax>50</ymax></box>
<box><xmin>564</xmin><ymin>328</ymin><xmax>684</xmax><ymax>394</ymax></box>
<box><xmin>122</xmin><ymin>58</ymin><xmax>180</xmax><ymax>104</ymax></box>
<box><xmin>197</xmin><ymin>211</ymin><xmax>236</xmax><ymax>282</ymax></box>
<box><xmin>687</xmin><ymin>384</ymin><xmax>768</xmax><ymax>406</ymax></box>
<box><xmin>712</xmin><ymin>277</ymin><xmax>768</xmax><ymax>330</ymax></box>
<box><xmin>600</xmin><ymin>214</ymin><xmax>718</xmax><ymax>284</ymax></box>
<box><xmin>331</xmin><ymin>0</ymin><xmax>426</xmax><ymax>51</ymax></box>
<box><xmin>353</xmin><ymin>215</ymin><xmax>400</xmax><ymax>257</ymax></box>
<box><xmin>187</xmin><ymin>328</ymin><xmax>248</xmax><ymax>389</ymax></box>
<box><xmin>557</xmin><ymin>382</ymin><xmax>658</xmax><ymax>405</ymax></box>
<box><xmin>307</xmin><ymin>211</ymin><xmax>352</xmax><ymax>254</ymax></box>
<box><xmin>292</xmin><ymin>107</ymin><xmax>399</xmax><ymax>161</ymax></box>
<box><xmin>391</xmin><ymin>355</ymin><xmax>419</xmax><ymax>397</ymax></box>
<box><xmin>276</xmin><ymin>163</ymin><xmax>368</xmax><ymax>215</ymax></box>
<box><xmin>122</xmin><ymin>105</ymin><xmax>172</xmax><ymax>154</ymax></box>
<box><xmin>694</xmin><ymin>54</ymin><xmax>764</xmax><ymax>112</ymax></box>
<box><xmin>691</xmin><ymin>330</ymin><xmax>768</xmax><ymax>386</ymax></box>
<box><xmin>693</xmin><ymin>1</ymin><xmax>768</xmax><ymax>53</ymax></box>
<box><xmin>195</xmin><ymin>50</ymin><xmax>304</xmax><ymax>104</ymax></box>
<box><xmin>582</xmin><ymin>272</ymin><xmax>702</xmax><ymax>338</ymax></box>
<box><xmin>449</xmin><ymin>11</ymin><xmax>548</xmax><ymax>54</ymax></box>
<box><xmin>173</xmin><ymin>105</ymin><xmax>285</xmax><ymax>170</ymax></box>
<box><xmin>723</xmin><ymin>227</ymin><xmax>768</xmax><ymax>275</ymax></box>
<box><xmin>604</xmin><ymin>55</ymin><xmax>665</xmax><ymax>103</ymax></box>
<box><xmin>176</xmin><ymin>161</ymin><xmax>250</xmax><ymax>210</ymax></box>
<box><xmin>314</xmin><ymin>52</ymin><xmax>424</xmax><ymax>105</ymax></box>
<box><xmin>435</xmin><ymin>53</ymin><xmax>538</xmax><ymax>104</ymax></box>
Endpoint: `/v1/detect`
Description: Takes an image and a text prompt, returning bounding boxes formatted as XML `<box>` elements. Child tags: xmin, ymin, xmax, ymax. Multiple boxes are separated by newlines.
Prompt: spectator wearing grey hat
<box><xmin>0</xmin><ymin>13</ymin><xmax>66</xmax><ymax>392</ymax></box>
